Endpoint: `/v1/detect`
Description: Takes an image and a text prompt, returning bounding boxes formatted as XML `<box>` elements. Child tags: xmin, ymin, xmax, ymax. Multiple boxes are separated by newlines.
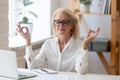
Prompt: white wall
<box><xmin>51</xmin><ymin>0</ymin><xmax>60</xmax><ymax>14</ymax></box>
<box><xmin>59</xmin><ymin>0</ymin><xmax>110</xmax><ymax>74</ymax></box>
<box><xmin>59</xmin><ymin>0</ymin><xmax>69</xmax><ymax>8</ymax></box>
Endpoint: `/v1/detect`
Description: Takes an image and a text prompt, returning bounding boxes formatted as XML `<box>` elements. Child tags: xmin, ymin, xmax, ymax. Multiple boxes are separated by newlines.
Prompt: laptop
<box><xmin>0</xmin><ymin>50</ymin><xmax>37</xmax><ymax>80</ymax></box>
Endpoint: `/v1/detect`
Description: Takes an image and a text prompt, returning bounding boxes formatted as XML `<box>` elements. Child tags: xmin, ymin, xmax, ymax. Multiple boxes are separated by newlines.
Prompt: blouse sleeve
<box><xmin>75</xmin><ymin>48</ymin><xmax>88</xmax><ymax>74</ymax></box>
<box><xmin>24</xmin><ymin>42</ymin><xmax>47</xmax><ymax>69</ymax></box>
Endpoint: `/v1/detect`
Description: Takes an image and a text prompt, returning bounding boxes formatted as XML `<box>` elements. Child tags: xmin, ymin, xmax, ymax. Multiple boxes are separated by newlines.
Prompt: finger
<box><xmin>86</xmin><ymin>29</ymin><xmax>91</xmax><ymax>37</ymax></box>
<box><xmin>16</xmin><ymin>26</ymin><xmax>25</xmax><ymax>33</ymax></box>
<box><xmin>16</xmin><ymin>23</ymin><xmax>22</xmax><ymax>32</ymax></box>
<box><xmin>16</xmin><ymin>26</ymin><xmax>21</xmax><ymax>32</ymax></box>
<box><xmin>96</xmin><ymin>27</ymin><xmax>101</xmax><ymax>33</ymax></box>
<box><xmin>90</xmin><ymin>30</ymin><xmax>95</xmax><ymax>33</ymax></box>
<box><xmin>95</xmin><ymin>27</ymin><xmax>100</xmax><ymax>34</ymax></box>
<box><xmin>21</xmin><ymin>27</ymin><xmax>26</xmax><ymax>33</ymax></box>
<box><xmin>25</xmin><ymin>27</ymin><xmax>29</xmax><ymax>33</ymax></box>
<box><xmin>21</xmin><ymin>27</ymin><xmax>29</xmax><ymax>34</ymax></box>
<box><xmin>17</xmin><ymin>23</ymin><xmax>21</xmax><ymax>28</ymax></box>
<box><xmin>93</xmin><ymin>27</ymin><xmax>101</xmax><ymax>37</ymax></box>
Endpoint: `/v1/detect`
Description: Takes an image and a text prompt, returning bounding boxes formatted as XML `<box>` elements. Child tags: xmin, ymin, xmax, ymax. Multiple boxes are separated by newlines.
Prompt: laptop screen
<box><xmin>0</xmin><ymin>50</ymin><xmax>37</xmax><ymax>80</ymax></box>
<box><xmin>0</xmin><ymin>50</ymin><xmax>18</xmax><ymax>79</ymax></box>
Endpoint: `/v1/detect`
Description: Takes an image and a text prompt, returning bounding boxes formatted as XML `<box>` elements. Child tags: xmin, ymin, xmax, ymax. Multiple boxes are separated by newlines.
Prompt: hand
<box><xmin>82</xmin><ymin>27</ymin><xmax>100</xmax><ymax>50</ymax></box>
<box><xmin>16</xmin><ymin>23</ymin><xmax>31</xmax><ymax>46</ymax></box>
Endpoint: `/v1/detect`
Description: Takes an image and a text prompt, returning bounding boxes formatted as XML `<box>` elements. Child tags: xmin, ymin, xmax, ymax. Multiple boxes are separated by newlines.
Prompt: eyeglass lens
<box><xmin>54</xmin><ymin>20</ymin><xmax>71</xmax><ymax>26</ymax></box>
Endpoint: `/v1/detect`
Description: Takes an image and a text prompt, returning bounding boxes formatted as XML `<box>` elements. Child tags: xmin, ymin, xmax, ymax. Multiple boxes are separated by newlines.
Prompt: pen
<box><xmin>40</xmin><ymin>69</ymin><xmax>58</xmax><ymax>74</ymax></box>
<box><xmin>41</xmin><ymin>69</ymin><xmax>48</xmax><ymax>73</ymax></box>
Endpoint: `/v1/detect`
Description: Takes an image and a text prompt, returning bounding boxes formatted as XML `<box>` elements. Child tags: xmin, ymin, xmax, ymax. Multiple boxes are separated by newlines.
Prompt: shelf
<box><xmin>76</xmin><ymin>12</ymin><xmax>111</xmax><ymax>16</ymax></box>
<box><xmin>69</xmin><ymin>0</ymin><xmax>119</xmax><ymax>75</ymax></box>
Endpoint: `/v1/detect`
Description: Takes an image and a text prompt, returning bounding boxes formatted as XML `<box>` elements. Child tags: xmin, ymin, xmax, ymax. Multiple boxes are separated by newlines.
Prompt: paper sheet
<box><xmin>39</xmin><ymin>74</ymin><xmax>69</xmax><ymax>80</ymax></box>
<box><xmin>32</xmin><ymin>68</ymin><xmax>58</xmax><ymax>74</ymax></box>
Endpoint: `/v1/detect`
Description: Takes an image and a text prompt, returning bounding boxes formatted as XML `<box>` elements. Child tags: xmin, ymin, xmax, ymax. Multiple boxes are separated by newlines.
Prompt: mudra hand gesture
<box><xmin>16</xmin><ymin>23</ymin><xmax>31</xmax><ymax>46</ymax></box>
<box><xmin>82</xmin><ymin>27</ymin><xmax>100</xmax><ymax>50</ymax></box>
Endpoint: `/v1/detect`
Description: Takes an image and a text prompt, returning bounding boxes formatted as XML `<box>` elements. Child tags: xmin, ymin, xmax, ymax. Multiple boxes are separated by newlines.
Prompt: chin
<box><xmin>58</xmin><ymin>31</ymin><xmax>64</xmax><ymax>34</ymax></box>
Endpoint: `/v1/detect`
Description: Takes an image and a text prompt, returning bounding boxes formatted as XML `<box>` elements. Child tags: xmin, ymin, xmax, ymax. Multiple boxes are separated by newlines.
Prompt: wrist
<box><xmin>26</xmin><ymin>40</ymin><xmax>31</xmax><ymax>47</ymax></box>
<box><xmin>82</xmin><ymin>42</ymin><xmax>88</xmax><ymax>50</ymax></box>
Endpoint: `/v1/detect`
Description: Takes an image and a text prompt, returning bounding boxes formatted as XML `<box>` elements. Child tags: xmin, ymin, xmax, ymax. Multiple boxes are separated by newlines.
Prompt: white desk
<box><xmin>0</xmin><ymin>69</ymin><xmax>120</xmax><ymax>80</ymax></box>
<box><xmin>24</xmin><ymin>73</ymin><xmax>120</xmax><ymax>80</ymax></box>
<box><xmin>22</xmin><ymin>70</ymin><xmax>120</xmax><ymax>80</ymax></box>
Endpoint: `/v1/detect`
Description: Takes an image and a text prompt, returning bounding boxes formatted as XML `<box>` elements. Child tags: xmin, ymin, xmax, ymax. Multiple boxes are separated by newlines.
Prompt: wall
<box><xmin>0</xmin><ymin>0</ymin><xmax>26</xmax><ymax>68</ymax></box>
<box><xmin>0</xmin><ymin>0</ymin><xmax>9</xmax><ymax>50</ymax></box>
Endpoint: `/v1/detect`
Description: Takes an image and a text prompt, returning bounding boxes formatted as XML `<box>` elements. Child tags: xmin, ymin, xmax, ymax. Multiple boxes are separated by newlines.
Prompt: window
<box><xmin>8</xmin><ymin>0</ymin><xmax>51</xmax><ymax>48</ymax></box>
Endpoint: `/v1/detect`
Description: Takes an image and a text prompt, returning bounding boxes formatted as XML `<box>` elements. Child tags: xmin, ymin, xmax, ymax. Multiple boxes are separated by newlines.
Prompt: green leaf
<box><xmin>80</xmin><ymin>0</ymin><xmax>92</xmax><ymax>6</ymax></box>
<box><xmin>28</xmin><ymin>11</ymin><xmax>38</xmax><ymax>18</ymax></box>
<box><xmin>24</xmin><ymin>2</ymin><xmax>33</xmax><ymax>6</ymax></box>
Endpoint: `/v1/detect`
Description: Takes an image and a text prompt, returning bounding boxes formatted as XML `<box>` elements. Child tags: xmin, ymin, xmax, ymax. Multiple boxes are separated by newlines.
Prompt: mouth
<box><xmin>58</xmin><ymin>28</ymin><xmax>65</xmax><ymax>31</ymax></box>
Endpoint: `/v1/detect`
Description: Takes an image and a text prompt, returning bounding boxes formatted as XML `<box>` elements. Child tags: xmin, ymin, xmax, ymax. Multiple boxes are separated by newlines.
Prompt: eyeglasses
<box><xmin>54</xmin><ymin>20</ymin><xmax>71</xmax><ymax>26</ymax></box>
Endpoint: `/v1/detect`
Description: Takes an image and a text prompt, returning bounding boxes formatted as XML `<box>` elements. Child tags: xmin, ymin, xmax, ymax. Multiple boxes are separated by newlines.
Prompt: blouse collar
<box><xmin>54</xmin><ymin>36</ymin><xmax>75</xmax><ymax>49</ymax></box>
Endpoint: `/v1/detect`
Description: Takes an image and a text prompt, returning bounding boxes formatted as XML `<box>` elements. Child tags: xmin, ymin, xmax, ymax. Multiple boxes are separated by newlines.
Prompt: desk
<box><xmin>22</xmin><ymin>70</ymin><xmax>120</xmax><ymax>80</ymax></box>
<box><xmin>0</xmin><ymin>69</ymin><xmax>120</xmax><ymax>80</ymax></box>
<box><xmin>23</xmin><ymin>73</ymin><xmax>120</xmax><ymax>80</ymax></box>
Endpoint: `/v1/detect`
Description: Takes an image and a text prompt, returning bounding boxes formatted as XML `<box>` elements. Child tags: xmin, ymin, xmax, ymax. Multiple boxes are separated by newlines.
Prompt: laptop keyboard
<box><xmin>18</xmin><ymin>73</ymin><xmax>37</xmax><ymax>79</ymax></box>
<box><xmin>19</xmin><ymin>73</ymin><xmax>27</xmax><ymax>78</ymax></box>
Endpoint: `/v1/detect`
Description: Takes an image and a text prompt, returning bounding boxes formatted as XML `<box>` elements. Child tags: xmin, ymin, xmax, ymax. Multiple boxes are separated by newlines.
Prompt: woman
<box><xmin>17</xmin><ymin>8</ymin><xmax>100</xmax><ymax>74</ymax></box>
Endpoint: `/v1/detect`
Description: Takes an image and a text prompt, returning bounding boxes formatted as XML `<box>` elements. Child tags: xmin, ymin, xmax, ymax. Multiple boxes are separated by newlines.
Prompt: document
<box><xmin>31</xmin><ymin>69</ymin><xmax>69</xmax><ymax>80</ymax></box>
<box><xmin>32</xmin><ymin>68</ymin><xmax>58</xmax><ymax>74</ymax></box>
<box><xmin>39</xmin><ymin>74</ymin><xmax>69</xmax><ymax>80</ymax></box>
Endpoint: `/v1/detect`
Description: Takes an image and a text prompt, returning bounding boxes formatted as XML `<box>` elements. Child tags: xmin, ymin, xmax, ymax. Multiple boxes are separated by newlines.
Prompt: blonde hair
<box><xmin>52</xmin><ymin>8</ymin><xmax>79</xmax><ymax>39</ymax></box>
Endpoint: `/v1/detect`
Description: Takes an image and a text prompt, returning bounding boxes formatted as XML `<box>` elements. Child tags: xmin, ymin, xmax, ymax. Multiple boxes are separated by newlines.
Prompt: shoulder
<box><xmin>43</xmin><ymin>38</ymin><xmax>57</xmax><ymax>46</ymax></box>
<box><xmin>45</xmin><ymin>38</ymin><xmax>56</xmax><ymax>43</ymax></box>
<box><xmin>72</xmin><ymin>37</ymin><xmax>83</xmax><ymax>44</ymax></box>
<box><xmin>74</xmin><ymin>39</ymin><xmax>83</xmax><ymax>47</ymax></box>
<box><xmin>75</xmin><ymin>38</ymin><xmax>82</xmax><ymax>43</ymax></box>
<box><xmin>69</xmin><ymin>37</ymin><xmax>83</xmax><ymax>48</ymax></box>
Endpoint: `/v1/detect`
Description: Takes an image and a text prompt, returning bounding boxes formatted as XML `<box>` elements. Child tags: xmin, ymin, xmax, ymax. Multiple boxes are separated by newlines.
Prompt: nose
<box><xmin>59</xmin><ymin>23</ymin><xmax>64</xmax><ymax>27</ymax></box>
<box><xmin>58</xmin><ymin>22</ymin><xmax>66</xmax><ymax>27</ymax></box>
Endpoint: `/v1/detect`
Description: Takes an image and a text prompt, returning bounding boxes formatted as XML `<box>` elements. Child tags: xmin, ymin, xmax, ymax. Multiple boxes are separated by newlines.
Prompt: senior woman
<box><xmin>17</xmin><ymin>8</ymin><xmax>100</xmax><ymax>74</ymax></box>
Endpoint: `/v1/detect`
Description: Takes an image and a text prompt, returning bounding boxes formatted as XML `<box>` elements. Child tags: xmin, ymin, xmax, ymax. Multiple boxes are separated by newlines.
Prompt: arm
<box><xmin>75</xmin><ymin>49</ymin><xmax>88</xmax><ymax>74</ymax></box>
<box><xmin>16</xmin><ymin>23</ymin><xmax>31</xmax><ymax>47</ymax></box>
<box><xmin>80</xmin><ymin>16</ymin><xmax>101</xmax><ymax>50</ymax></box>
<box><xmin>16</xmin><ymin>23</ymin><xmax>33</xmax><ymax>68</ymax></box>
<box><xmin>82</xmin><ymin>27</ymin><xmax>100</xmax><ymax>50</ymax></box>
<box><xmin>75</xmin><ymin>28</ymin><xmax>100</xmax><ymax>73</ymax></box>
<box><xmin>25</xmin><ymin>40</ymin><xmax>49</xmax><ymax>69</ymax></box>
<box><xmin>75</xmin><ymin>28</ymin><xmax>100</xmax><ymax>74</ymax></box>
<box><xmin>75</xmin><ymin>22</ymin><xmax>100</xmax><ymax>74</ymax></box>
<box><xmin>16</xmin><ymin>23</ymin><xmax>46</xmax><ymax>69</ymax></box>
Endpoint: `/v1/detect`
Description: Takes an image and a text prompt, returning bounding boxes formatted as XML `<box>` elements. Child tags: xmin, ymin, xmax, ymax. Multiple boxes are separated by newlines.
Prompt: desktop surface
<box><xmin>20</xmin><ymin>69</ymin><xmax>120</xmax><ymax>80</ymax></box>
<box><xmin>22</xmin><ymin>72</ymin><xmax>120</xmax><ymax>80</ymax></box>
<box><xmin>0</xmin><ymin>68</ymin><xmax>120</xmax><ymax>80</ymax></box>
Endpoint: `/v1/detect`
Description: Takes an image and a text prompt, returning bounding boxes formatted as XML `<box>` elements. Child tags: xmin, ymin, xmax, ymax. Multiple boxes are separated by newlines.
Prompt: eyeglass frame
<box><xmin>54</xmin><ymin>20</ymin><xmax>71</xmax><ymax>26</ymax></box>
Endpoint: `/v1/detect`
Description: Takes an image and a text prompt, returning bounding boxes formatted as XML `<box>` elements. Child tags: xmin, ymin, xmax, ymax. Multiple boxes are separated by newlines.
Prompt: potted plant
<box><xmin>16</xmin><ymin>0</ymin><xmax>38</xmax><ymax>34</ymax></box>
<box><xmin>80</xmin><ymin>0</ymin><xmax>92</xmax><ymax>12</ymax></box>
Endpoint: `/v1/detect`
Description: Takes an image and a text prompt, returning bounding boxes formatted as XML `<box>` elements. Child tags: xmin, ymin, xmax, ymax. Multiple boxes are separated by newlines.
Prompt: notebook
<box><xmin>0</xmin><ymin>50</ymin><xmax>36</xmax><ymax>80</ymax></box>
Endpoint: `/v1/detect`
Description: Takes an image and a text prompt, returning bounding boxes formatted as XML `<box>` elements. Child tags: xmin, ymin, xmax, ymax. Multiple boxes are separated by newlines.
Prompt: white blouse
<box><xmin>24</xmin><ymin>36</ymin><xmax>88</xmax><ymax>74</ymax></box>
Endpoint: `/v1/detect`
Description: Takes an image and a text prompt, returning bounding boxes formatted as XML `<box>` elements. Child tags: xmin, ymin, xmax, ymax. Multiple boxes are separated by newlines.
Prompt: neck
<box><xmin>58</xmin><ymin>35</ymin><xmax>71</xmax><ymax>52</ymax></box>
<box><xmin>58</xmin><ymin>35</ymin><xmax>71</xmax><ymax>45</ymax></box>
